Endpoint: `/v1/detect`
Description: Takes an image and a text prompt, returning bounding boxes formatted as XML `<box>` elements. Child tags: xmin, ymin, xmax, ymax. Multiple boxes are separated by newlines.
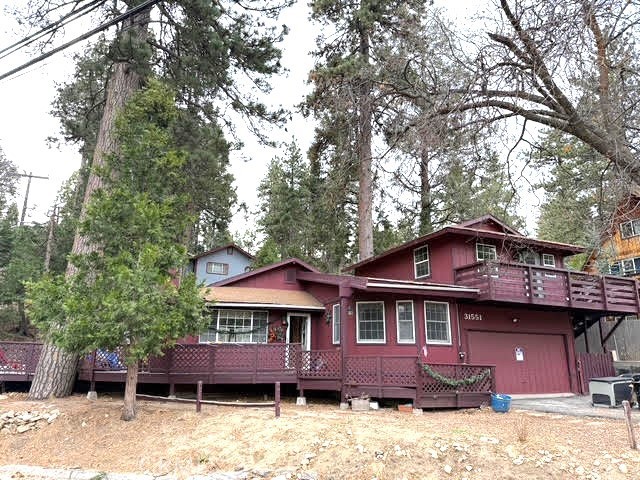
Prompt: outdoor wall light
<box><xmin>458</xmin><ymin>351</ymin><xmax>466</xmax><ymax>360</ymax></box>
<box><xmin>325</xmin><ymin>311</ymin><xmax>332</xmax><ymax>324</ymax></box>
<box><xmin>512</xmin><ymin>317</ymin><xmax>519</xmax><ymax>323</ymax></box>
<box><xmin>347</xmin><ymin>305</ymin><xmax>353</xmax><ymax>316</ymax></box>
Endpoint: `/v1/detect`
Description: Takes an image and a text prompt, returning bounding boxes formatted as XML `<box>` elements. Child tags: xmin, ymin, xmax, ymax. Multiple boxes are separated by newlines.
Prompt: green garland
<box><xmin>422</xmin><ymin>364</ymin><xmax>491</xmax><ymax>388</ymax></box>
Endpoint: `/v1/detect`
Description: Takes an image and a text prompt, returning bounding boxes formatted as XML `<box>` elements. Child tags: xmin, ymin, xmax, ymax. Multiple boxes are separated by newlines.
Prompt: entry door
<box><xmin>286</xmin><ymin>313</ymin><xmax>311</xmax><ymax>351</ymax></box>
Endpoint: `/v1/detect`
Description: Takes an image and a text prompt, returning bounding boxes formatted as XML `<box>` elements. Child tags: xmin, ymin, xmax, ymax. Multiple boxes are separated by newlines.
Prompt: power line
<box><xmin>0</xmin><ymin>0</ymin><xmax>104</xmax><ymax>60</ymax></box>
<box><xmin>0</xmin><ymin>0</ymin><xmax>162</xmax><ymax>83</ymax></box>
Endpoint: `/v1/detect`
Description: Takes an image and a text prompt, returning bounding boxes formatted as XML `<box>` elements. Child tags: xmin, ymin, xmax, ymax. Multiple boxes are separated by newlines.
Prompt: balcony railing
<box><xmin>454</xmin><ymin>261</ymin><xmax>640</xmax><ymax>313</ymax></box>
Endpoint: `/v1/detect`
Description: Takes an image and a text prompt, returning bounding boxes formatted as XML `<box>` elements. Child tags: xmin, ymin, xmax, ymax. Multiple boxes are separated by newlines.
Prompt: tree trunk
<box><xmin>121</xmin><ymin>361</ymin><xmax>139</xmax><ymax>421</ymax></box>
<box><xmin>27</xmin><ymin>342</ymin><xmax>79</xmax><ymax>399</ymax></box>
<box><xmin>17</xmin><ymin>301</ymin><xmax>28</xmax><ymax>337</ymax></box>
<box><xmin>28</xmin><ymin>8</ymin><xmax>151</xmax><ymax>400</ymax></box>
<box><xmin>419</xmin><ymin>146</ymin><xmax>432</xmax><ymax>235</ymax></box>
<box><xmin>357</xmin><ymin>23</ymin><xmax>374</xmax><ymax>261</ymax></box>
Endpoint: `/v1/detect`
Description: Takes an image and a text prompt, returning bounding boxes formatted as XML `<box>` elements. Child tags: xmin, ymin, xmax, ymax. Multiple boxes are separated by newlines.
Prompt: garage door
<box><xmin>467</xmin><ymin>331</ymin><xmax>571</xmax><ymax>394</ymax></box>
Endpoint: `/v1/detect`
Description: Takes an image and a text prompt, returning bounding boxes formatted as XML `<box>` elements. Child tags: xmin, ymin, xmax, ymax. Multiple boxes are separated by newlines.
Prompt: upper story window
<box><xmin>356</xmin><ymin>301</ymin><xmax>386</xmax><ymax>343</ymax></box>
<box><xmin>610</xmin><ymin>257</ymin><xmax>640</xmax><ymax>277</ymax></box>
<box><xmin>414</xmin><ymin>245</ymin><xmax>430</xmax><ymax>278</ymax></box>
<box><xmin>620</xmin><ymin>219</ymin><xmax>640</xmax><ymax>239</ymax></box>
<box><xmin>542</xmin><ymin>254</ymin><xmax>556</xmax><ymax>267</ymax></box>
<box><xmin>226</xmin><ymin>247</ymin><xmax>234</xmax><ymax>255</ymax></box>
<box><xmin>206</xmin><ymin>262</ymin><xmax>229</xmax><ymax>275</ymax></box>
<box><xmin>518</xmin><ymin>250</ymin><xmax>538</xmax><ymax>265</ymax></box>
<box><xmin>200</xmin><ymin>309</ymin><xmax>268</xmax><ymax>343</ymax></box>
<box><xmin>476</xmin><ymin>243</ymin><xmax>497</xmax><ymax>262</ymax></box>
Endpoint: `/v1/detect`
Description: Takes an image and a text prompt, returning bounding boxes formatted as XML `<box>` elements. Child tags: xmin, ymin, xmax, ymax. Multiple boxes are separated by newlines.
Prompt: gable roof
<box><xmin>191</xmin><ymin>243</ymin><xmax>254</xmax><ymax>261</ymax></box>
<box><xmin>344</xmin><ymin>215</ymin><xmax>584</xmax><ymax>273</ymax></box>
<box><xmin>212</xmin><ymin>258</ymin><xmax>320</xmax><ymax>287</ymax></box>
<box><xmin>456</xmin><ymin>214</ymin><xmax>522</xmax><ymax>235</ymax></box>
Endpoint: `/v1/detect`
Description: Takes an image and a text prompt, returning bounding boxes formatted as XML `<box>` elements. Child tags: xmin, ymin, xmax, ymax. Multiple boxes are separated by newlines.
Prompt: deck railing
<box><xmin>455</xmin><ymin>261</ymin><xmax>640</xmax><ymax>313</ymax></box>
<box><xmin>0</xmin><ymin>341</ymin><xmax>42</xmax><ymax>380</ymax></box>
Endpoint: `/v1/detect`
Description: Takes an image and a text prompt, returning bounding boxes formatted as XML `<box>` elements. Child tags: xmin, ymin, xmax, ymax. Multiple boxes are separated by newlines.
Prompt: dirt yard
<box><xmin>0</xmin><ymin>393</ymin><xmax>639</xmax><ymax>479</ymax></box>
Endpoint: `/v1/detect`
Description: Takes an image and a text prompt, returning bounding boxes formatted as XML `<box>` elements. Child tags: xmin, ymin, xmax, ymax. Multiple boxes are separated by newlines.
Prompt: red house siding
<box><xmin>227</xmin><ymin>265</ymin><xmax>304</xmax><ymax>290</ymax></box>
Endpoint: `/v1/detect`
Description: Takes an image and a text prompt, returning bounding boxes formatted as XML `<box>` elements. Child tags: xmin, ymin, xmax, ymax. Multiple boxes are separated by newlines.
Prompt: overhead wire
<box><xmin>0</xmin><ymin>0</ymin><xmax>162</xmax><ymax>83</ymax></box>
<box><xmin>0</xmin><ymin>0</ymin><xmax>104</xmax><ymax>58</ymax></box>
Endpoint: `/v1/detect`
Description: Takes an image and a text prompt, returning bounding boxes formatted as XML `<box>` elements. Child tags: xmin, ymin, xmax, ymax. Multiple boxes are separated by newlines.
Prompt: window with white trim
<box><xmin>206</xmin><ymin>262</ymin><xmax>229</xmax><ymax>275</ymax></box>
<box><xmin>476</xmin><ymin>243</ymin><xmax>497</xmax><ymax>262</ymax></box>
<box><xmin>396</xmin><ymin>301</ymin><xmax>415</xmax><ymax>343</ymax></box>
<box><xmin>414</xmin><ymin>245</ymin><xmax>430</xmax><ymax>278</ymax></box>
<box><xmin>424</xmin><ymin>301</ymin><xmax>451</xmax><ymax>344</ymax></box>
<box><xmin>356</xmin><ymin>301</ymin><xmax>386</xmax><ymax>343</ymax></box>
<box><xmin>620</xmin><ymin>219</ymin><xmax>640</xmax><ymax>239</ymax></box>
<box><xmin>610</xmin><ymin>257</ymin><xmax>640</xmax><ymax>276</ymax></box>
<box><xmin>542</xmin><ymin>254</ymin><xmax>556</xmax><ymax>267</ymax></box>
<box><xmin>332</xmin><ymin>304</ymin><xmax>341</xmax><ymax>344</ymax></box>
<box><xmin>200</xmin><ymin>309</ymin><xmax>268</xmax><ymax>343</ymax></box>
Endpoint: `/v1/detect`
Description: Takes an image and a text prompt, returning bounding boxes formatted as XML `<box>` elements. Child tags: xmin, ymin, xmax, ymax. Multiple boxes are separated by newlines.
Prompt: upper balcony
<box><xmin>454</xmin><ymin>261</ymin><xmax>640</xmax><ymax>314</ymax></box>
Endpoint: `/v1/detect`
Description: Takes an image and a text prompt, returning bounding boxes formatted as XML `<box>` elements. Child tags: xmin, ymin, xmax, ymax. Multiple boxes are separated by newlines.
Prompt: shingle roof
<box><xmin>202</xmin><ymin>287</ymin><xmax>324</xmax><ymax>309</ymax></box>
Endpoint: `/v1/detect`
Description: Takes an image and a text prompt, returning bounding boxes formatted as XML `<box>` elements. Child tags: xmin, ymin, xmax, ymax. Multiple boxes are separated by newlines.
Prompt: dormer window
<box><xmin>414</xmin><ymin>245</ymin><xmax>430</xmax><ymax>278</ymax></box>
<box><xmin>620</xmin><ymin>219</ymin><xmax>640</xmax><ymax>239</ymax></box>
<box><xmin>476</xmin><ymin>243</ymin><xmax>497</xmax><ymax>262</ymax></box>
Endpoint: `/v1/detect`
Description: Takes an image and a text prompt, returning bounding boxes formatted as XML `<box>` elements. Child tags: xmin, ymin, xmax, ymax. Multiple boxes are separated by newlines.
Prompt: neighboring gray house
<box><xmin>190</xmin><ymin>243</ymin><xmax>254</xmax><ymax>286</ymax></box>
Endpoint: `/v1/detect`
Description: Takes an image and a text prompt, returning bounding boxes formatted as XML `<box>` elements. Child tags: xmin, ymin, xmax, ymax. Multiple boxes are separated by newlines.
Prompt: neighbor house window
<box><xmin>200</xmin><ymin>309</ymin><xmax>268</xmax><ymax>343</ymax></box>
<box><xmin>414</xmin><ymin>245</ymin><xmax>430</xmax><ymax>278</ymax></box>
<box><xmin>396</xmin><ymin>301</ymin><xmax>415</xmax><ymax>343</ymax></box>
<box><xmin>611</xmin><ymin>257</ymin><xmax>640</xmax><ymax>276</ymax></box>
<box><xmin>206</xmin><ymin>262</ymin><xmax>229</xmax><ymax>275</ymax></box>
<box><xmin>424</xmin><ymin>301</ymin><xmax>451</xmax><ymax>345</ymax></box>
<box><xmin>332</xmin><ymin>304</ymin><xmax>341</xmax><ymax>344</ymax></box>
<box><xmin>356</xmin><ymin>301</ymin><xmax>386</xmax><ymax>343</ymax></box>
<box><xmin>542</xmin><ymin>254</ymin><xmax>556</xmax><ymax>267</ymax></box>
<box><xmin>620</xmin><ymin>219</ymin><xmax>640</xmax><ymax>239</ymax></box>
<box><xmin>476</xmin><ymin>243</ymin><xmax>497</xmax><ymax>262</ymax></box>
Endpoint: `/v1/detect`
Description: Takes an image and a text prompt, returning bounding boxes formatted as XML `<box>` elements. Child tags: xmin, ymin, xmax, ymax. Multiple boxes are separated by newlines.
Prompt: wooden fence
<box><xmin>576</xmin><ymin>351</ymin><xmax>615</xmax><ymax>394</ymax></box>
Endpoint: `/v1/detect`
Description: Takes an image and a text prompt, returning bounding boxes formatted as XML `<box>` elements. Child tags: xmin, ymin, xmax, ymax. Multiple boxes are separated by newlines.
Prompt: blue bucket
<box><xmin>491</xmin><ymin>393</ymin><xmax>512</xmax><ymax>413</ymax></box>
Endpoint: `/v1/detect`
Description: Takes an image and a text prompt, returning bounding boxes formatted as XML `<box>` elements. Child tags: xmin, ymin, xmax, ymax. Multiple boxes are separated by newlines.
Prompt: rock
<box><xmin>16</xmin><ymin>425</ymin><xmax>30</xmax><ymax>434</ymax></box>
<box><xmin>505</xmin><ymin>445</ymin><xmax>518</xmax><ymax>459</ymax></box>
<box><xmin>251</xmin><ymin>469</ymin><xmax>271</xmax><ymax>478</ymax></box>
<box><xmin>428</xmin><ymin>449</ymin><xmax>438</xmax><ymax>459</ymax></box>
<box><xmin>300</xmin><ymin>459</ymin><xmax>309</xmax><ymax>466</ymax></box>
<box><xmin>618</xmin><ymin>464</ymin><xmax>628</xmax><ymax>474</ymax></box>
<box><xmin>575</xmin><ymin>466</ymin><xmax>585</xmax><ymax>475</ymax></box>
<box><xmin>355</xmin><ymin>444</ymin><xmax>365</xmax><ymax>454</ymax></box>
<box><xmin>374</xmin><ymin>451</ymin><xmax>385</xmax><ymax>460</ymax></box>
<box><xmin>513</xmin><ymin>456</ymin><xmax>525</xmax><ymax>466</ymax></box>
<box><xmin>480</xmin><ymin>436</ymin><xmax>499</xmax><ymax>444</ymax></box>
<box><xmin>443</xmin><ymin>465</ymin><xmax>452</xmax><ymax>474</ymax></box>
<box><xmin>593</xmin><ymin>460</ymin><xmax>601</xmax><ymax>467</ymax></box>
<box><xmin>297</xmin><ymin>472</ymin><xmax>318</xmax><ymax>480</ymax></box>
<box><xmin>465</xmin><ymin>465</ymin><xmax>473</xmax><ymax>472</ymax></box>
<box><xmin>0</xmin><ymin>394</ymin><xmax>7</xmax><ymax>400</ymax></box>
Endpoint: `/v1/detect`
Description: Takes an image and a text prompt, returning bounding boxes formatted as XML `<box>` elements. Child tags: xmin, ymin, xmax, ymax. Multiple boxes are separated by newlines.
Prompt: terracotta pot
<box><xmin>397</xmin><ymin>404</ymin><xmax>413</xmax><ymax>413</ymax></box>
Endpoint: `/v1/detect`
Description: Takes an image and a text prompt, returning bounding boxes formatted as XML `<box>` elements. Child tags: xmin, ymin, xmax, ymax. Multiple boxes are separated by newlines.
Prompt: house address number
<box><xmin>463</xmin><ymin>313</ymin><xmax>483</xmax><ymax>321</ymax></box>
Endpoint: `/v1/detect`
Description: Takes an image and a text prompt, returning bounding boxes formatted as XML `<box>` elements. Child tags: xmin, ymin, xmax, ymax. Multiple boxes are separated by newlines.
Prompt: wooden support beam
<box><xmin>583</xmin><ymin>319</ymin><xmax>590</xmax><ymax>354</ymax></box>
<box><xmin>602</xmin><ymin>316</ymin><xmax>626</xmax><ymax>346</ymax></box>
<box><xmin>196</xmin><ymin>380</ymin><xmax>203</xmax><ymax>413</ymax></box>
<box><xmin>275</xmin><ymin>382</ymin><xmax>281</xmax><ymax>418</ymax></box>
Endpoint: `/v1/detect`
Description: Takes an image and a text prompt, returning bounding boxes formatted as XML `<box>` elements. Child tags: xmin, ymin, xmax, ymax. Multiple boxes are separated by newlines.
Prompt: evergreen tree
<box><xmin>27</xmin><ymin>81</ymin><xmax>205</xmax><ymax>421</ymax></box>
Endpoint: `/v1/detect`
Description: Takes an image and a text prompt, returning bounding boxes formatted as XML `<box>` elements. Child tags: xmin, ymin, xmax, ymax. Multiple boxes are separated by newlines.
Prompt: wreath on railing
<box><xmin>422</xmin><ymin>364</ymin><xmax>491</xmax><ymax>388</ymax></box>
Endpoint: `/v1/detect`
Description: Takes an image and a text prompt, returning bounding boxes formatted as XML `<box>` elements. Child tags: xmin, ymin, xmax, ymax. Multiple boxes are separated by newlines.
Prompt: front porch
<box><xmin>0</xmin><ymin>342</ymin><xmax>495</xmax><ymax>409</ymax></box>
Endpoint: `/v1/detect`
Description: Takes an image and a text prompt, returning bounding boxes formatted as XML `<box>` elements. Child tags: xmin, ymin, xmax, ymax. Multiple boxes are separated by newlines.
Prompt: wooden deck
<box><xmin>0</xmin><ymin>342</ymin><xmax>494</xmax><ymax>408</ymax></box>
<box><xmin>455</xmin><ymin>262</ymin><xmax>640</xmax><ymax>314</ymax></box>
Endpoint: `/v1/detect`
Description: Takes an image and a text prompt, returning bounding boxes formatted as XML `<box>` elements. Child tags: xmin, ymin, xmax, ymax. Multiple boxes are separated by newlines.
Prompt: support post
<box><xmin>583</xmin><ymin>319</ymin><xmax>590</xmax><ymax>353</ymax></box>
<box><xmin>623</xmin><ymin>400</ymin><xmax>637</xmax><ymax>449</ymax></box>
<box><xmin>339</xmin><ymin>282</ymin><xmax>353</xmax><ymax>402</ymax></box>
<box><xmin>275</xmin><ymin>382</ymin><xmax>281</xmax><ymax>418</ymax></box>
<box><xmin>196</xmin><ymin>380</ymin><xmax>203</xmax><ymax>413</ymax></box>
<box><xmin>168</xmin><ymin>383</ymin><xmax>175</xmax><ymax>399</ymax></box>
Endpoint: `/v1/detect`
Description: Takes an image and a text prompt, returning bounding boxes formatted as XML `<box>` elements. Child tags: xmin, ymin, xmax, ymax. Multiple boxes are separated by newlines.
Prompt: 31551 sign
<box><xmin>463</xmin><ymin>313</ymin><xmax>483</xmax><ymax>321</ymax></box>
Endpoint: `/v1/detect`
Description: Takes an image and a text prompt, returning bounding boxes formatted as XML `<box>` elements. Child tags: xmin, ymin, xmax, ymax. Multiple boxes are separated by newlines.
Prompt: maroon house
<box><xmin>4</xmin><ymin>215</ymin><xmax>636</xmax><ymax>407</ymax></box>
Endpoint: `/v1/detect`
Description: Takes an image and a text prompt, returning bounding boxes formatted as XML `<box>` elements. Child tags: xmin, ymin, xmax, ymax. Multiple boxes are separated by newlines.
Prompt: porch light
<box><xmin>512</xmin><ymin>317</ymin><xmax>519</xmax><ymax>323</ymax></box>
<box><xmin>347</xmin><ymin>305</ymin><xmax>353</xmax><ymax>316</ymax></box>
<box><xmin>325</xmin><ymin>311</ymin><xmax>332</xmax><ymax>324</ymax></box>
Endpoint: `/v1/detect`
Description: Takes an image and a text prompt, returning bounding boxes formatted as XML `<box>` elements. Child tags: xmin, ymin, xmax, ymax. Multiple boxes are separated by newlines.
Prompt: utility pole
<box><xmin>44</xmin><ymin>205</ymin><xmax>58</xmax><ymax>273</ymax></box>
<box><xmin>17</xmin><ymin>172</ymin><xmax>48</xmax><ymax>226</ymax></box>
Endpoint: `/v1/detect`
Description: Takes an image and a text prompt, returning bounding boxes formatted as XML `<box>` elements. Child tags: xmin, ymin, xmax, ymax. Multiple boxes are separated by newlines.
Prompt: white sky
<box><xmin>0</xmin><ymin>1</ymin><xmax>533</xmax><ymax>238</ymax></box>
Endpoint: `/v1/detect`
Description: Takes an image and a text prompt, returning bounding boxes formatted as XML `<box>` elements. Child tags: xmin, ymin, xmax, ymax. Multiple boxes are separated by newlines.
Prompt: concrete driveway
<box><xmin>511</xmin><ymin>394</ymin><xmax>640</xmax><ymax>419</ymax></box>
